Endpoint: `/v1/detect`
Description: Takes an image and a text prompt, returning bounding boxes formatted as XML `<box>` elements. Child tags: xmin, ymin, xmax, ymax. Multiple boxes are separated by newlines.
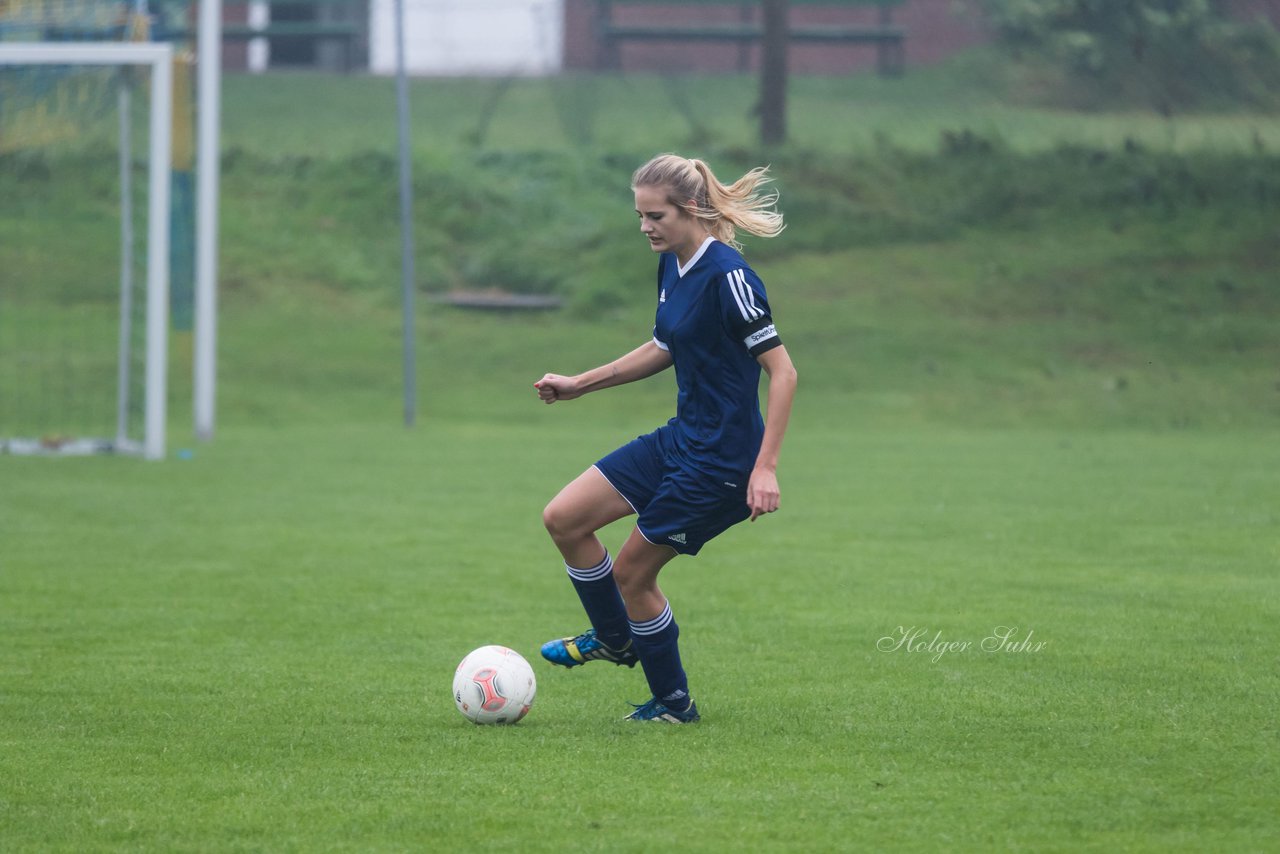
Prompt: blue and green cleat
<box><xmin>540</xmin><ymin>629</ymin><xmax>639</xmax><ymax>669</ymax></box>
<box><xmin>624</xmin><ymin>697</ymin><xmax>700</xmax><ymax>723</ymax></box>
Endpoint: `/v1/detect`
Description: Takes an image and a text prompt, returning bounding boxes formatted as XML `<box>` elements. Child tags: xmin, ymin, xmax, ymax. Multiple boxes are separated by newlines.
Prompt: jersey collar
<box><xmin>676</xmin><ymin>236</ymin><xmax>717</xmax><ymax>278</ymax></box>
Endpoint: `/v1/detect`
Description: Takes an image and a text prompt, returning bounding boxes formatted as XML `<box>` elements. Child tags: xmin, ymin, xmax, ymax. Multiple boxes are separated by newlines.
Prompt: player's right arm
<box><xmin>534</xmin><ymin>340</ymin><xmax>673</xmax><ymax>404</ymax></box>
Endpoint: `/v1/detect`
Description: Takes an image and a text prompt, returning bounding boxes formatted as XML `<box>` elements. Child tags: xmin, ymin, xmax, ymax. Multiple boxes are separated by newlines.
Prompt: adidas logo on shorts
<box><xmin>667</xmin><ymin>532</ymin><xmax>687</xmax><ymax>545</ymax></box>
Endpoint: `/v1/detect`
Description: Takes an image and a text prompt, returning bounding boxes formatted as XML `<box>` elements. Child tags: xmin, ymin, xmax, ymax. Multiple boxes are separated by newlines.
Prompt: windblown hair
<box><xmin>631</xmin><ymin>154</ymin><xmax>785</xmax><ymax>250</ymax></box>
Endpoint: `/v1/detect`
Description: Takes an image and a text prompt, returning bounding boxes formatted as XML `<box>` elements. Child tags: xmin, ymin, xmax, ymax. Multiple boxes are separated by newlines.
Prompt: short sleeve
<box><xmin>721</xmin><ymin>267</ymin><xmax>782</xmax><ymax>357</ymax></box>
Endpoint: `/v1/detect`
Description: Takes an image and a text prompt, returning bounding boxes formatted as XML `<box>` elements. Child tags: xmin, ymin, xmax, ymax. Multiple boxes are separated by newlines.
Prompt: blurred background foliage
<box><xmin>978</xmin><ymin>0</ymin><xmax>1280</xmax><ymax>109</ymax></box>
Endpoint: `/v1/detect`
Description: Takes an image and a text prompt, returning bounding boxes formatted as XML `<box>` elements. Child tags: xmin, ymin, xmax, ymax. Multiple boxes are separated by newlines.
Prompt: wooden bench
<box><xmin>595</xmin><ymin>0</ymin><xmax>906</xmax><ymax>77</ymax></box>
<box><xmin>166</xmin><ymin>22</ymin><xmax>362</xmax><ymax>70</ymax></box>
<box><xmin>163</xmin><ymin>0</ymin><xmax>364</xmax><ymax>71</ymax></box>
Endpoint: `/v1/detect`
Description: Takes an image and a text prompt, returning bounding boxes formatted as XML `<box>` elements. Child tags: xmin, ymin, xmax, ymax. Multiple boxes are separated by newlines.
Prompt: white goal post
<box><xmin>0</xmin><ymin>42</ymin><xmax>172</xmax><ymax>460</ymax></box>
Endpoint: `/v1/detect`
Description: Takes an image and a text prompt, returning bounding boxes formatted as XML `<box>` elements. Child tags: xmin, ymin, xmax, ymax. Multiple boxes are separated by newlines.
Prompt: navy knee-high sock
<box><xmin>565</xmin><ymin>552</ymin><xmax>631</xmax><ymax>651</ymax></box>
<box><xmin>629</xmin><ymin>601</ymin><xmax>691</xmax><ymax>711</ymax></box>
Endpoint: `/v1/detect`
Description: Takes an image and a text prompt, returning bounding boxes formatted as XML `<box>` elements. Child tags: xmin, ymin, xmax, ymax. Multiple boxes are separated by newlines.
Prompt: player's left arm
<box><xmin>748</xmin><ymin>344</ymin><xmax>798</xmax><ymax>522</ymax></box>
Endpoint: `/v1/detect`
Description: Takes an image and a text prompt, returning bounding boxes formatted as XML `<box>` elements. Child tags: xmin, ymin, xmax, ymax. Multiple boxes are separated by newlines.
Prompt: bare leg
<box><xmin>543</xmin><ymin>467</ymin><xmax>634</xmax><ymax>568</ymax></box>
<box><xmin>612</xmin><ymin>526</ymin><xmax>678</xmax><ymax>621</ymax></box>
<box><xmin>542</xmin><ymin>468</ymin><xmax>639</xmax><ymax>659</ymax></box>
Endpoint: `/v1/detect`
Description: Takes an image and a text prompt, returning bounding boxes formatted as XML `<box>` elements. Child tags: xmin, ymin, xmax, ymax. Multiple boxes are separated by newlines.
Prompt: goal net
<box><xmin>0</xmin><ymin>31</ymin><xmax>174</xmax><ymax>458</ymax></box>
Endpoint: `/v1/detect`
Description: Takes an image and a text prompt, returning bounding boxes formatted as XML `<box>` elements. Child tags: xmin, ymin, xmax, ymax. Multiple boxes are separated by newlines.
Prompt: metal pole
<box><xmin>394</xmin><ymin>0</ymin><xmax>417</xmax><ymax>427</ymax></box>
<box><xmin>195</xmin><ymin>0</ymin><xmax>222</xmax><ymax>441</ymax></box>
<box><xmin>116</xmin><ymin>76</ymin><xmax>134</xmax><ymax>447</ymax></box>
<box><xmin>145</xmin><ymin>47</ymin><xmax>173</xmax><ymax>460</ymax></box>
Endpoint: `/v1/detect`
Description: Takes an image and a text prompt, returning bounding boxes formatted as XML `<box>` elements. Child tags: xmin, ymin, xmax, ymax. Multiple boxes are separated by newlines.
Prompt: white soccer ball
<box><xmin>452</xmin><ymin>645</ymin><xmax>537</xmax><ymax>725</ymax></box>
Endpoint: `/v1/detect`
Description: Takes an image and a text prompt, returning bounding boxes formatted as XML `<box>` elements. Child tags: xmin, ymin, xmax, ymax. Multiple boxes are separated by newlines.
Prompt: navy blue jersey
<box><xmin>651</xmin><ymin>237</ymin><xmax>782</xmax><ymax>480</ymax></box>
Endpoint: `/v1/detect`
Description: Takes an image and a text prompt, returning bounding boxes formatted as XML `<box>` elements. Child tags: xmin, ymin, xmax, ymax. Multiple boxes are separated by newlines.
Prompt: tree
<box><xmin>759</xmin><ymin>0</ymin><xmax>789</xmax><ymax>144</ymax></box>
<box><xmin>979</xmin><ymin>0</ymin><xmax>1280</xmax><ymax>109</ymax></box>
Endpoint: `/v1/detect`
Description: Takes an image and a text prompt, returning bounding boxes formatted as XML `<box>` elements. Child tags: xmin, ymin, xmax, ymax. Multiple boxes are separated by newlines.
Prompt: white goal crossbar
<box><xmin>0</xmin><ymin>42</ymin><xmax>172</xmax><ymax>460</ymax></box>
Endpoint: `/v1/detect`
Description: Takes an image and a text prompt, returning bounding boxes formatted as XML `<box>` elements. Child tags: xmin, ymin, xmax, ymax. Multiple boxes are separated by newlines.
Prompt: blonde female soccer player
<box><xmin>534</xmin><ymin>154</ymin><xmax>798</xmax><ymax>723</ymax></box>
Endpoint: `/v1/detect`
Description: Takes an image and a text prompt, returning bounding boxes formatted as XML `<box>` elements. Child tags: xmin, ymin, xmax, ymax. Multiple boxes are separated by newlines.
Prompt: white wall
<box><xmin>369</xmin><ymin>0</ymin><xmax>563</xmax><ymax>76</ymax></box>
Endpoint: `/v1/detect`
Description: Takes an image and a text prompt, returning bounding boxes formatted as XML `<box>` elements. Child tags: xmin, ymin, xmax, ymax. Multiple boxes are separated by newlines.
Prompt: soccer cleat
<box><xmin>540</xmin><ymin>629</ymin><xmax>638</xmax><ymax>669</ymax></box>
<box><xmin>624</xmin><ymin>697</ymin><xmax>700</xmax><ymax>723</ymax></box>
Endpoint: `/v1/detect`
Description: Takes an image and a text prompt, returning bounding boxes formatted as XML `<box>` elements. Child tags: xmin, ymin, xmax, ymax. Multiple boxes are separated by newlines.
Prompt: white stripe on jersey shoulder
<box><xmin>676</xmin><ymin>236</ymin><xmax>717</xmax><ymax>278</ymax></box>
<box><xmin>652</xmin><ymin>335</ymin><xmax>670</xmax><ymax>351</ymax></box>
<box><xmin>727</xmin><ymin>268</ymin><xmax>763</xmax><ymax>321</ymax></box>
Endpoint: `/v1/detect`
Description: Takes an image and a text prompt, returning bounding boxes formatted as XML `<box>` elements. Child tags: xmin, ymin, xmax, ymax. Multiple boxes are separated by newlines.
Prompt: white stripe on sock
<box><xmin>566</xmin><ymin>553</ymin><xmax>613</xmax><ymax>583</ymax></box>
<box><xmin>629</xmin><ymin>601</ymin><xmax>673</xmax><ymax>636</ymax></box>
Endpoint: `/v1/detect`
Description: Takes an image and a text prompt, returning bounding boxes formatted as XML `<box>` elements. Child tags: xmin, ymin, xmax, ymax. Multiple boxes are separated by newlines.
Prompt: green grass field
<box><xmin>3</xmin><ymin>59</ymin><xmax>1280</xmax><ymax>851</ymax></box>
<box><xmin>3</xmin><ymin>421</ymin><xmax>1277</xmax><ymax>851</ymax></box>
<box><xmin>219</xmin><ymin>59</ymin><xmax>1280</xmax><ymax>157</ymax></box>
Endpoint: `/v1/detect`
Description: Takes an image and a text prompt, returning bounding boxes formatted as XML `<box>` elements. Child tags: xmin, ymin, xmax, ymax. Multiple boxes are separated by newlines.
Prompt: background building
<box><xmin>225</xmin><ymin>0</ymin><xmax>1280</xmax><ymax>76</ymax></box>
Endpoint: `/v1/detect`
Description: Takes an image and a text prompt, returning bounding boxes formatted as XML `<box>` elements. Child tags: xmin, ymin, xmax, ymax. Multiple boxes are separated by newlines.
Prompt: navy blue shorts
<box><xmin>595</xmin><ymin>425</ymin><xmax>751</xmax><ymax>556</ymax></box>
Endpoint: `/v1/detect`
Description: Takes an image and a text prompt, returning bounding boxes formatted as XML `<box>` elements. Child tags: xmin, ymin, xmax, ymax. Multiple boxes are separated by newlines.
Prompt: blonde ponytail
<box><xmin>632</xmin><ymin>154</ymin><xmax>785</xmax><ymax>250</ymax></box>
